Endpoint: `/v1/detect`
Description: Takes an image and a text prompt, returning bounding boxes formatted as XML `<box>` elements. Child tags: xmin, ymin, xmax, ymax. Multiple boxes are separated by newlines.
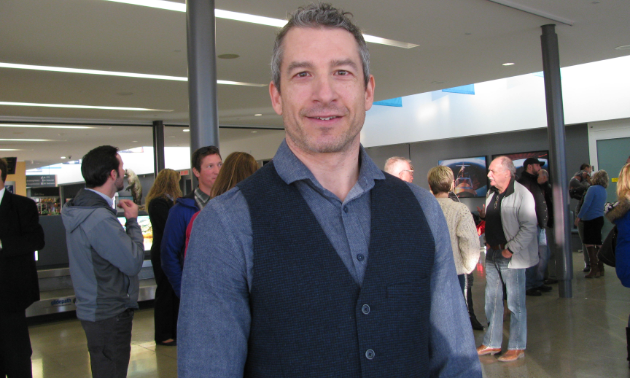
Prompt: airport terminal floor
<box><xmin>27</xmin><ymin>251</ymin><xmax>630</xmax><ymax>378</ymax></box>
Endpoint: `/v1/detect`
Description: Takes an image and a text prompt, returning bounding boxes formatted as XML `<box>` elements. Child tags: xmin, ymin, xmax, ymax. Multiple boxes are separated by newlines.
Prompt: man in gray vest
<box><xmin>178</xmin><ymin>4</ymin><xmax>481</xmax><ymax>377</ymax></box>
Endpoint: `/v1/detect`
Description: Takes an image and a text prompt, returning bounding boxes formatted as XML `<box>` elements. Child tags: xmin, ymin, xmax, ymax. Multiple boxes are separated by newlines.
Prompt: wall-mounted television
<box><xmin>437</xmin><ymin>156</ymin><xmax>488</xmax><ymax>198</ymax></box>
<box><xmin>492</xmin><ymin>150</ymin><xmax>549</xmax><ymax>180</ymax></box>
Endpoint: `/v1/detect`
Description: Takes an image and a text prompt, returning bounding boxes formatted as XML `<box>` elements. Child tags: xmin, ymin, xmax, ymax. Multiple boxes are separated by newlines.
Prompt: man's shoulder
<box><xmin>4</xmin><ymin>191</ymin><xmax>36</xmax><ymax>208</ymax></box>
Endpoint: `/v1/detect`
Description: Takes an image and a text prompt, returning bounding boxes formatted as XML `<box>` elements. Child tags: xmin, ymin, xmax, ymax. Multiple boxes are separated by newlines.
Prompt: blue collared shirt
<box><xmin>178</xmin><ymin>140</ymin><xmax>481</xmax><ymax>377</ymax></box>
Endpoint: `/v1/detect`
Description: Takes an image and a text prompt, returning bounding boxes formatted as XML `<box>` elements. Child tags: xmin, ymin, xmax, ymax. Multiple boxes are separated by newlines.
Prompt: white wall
<box><xmin>361</xmin><ymin>55</ymin><xmax>630</xmax><ymax>148</ymax></box>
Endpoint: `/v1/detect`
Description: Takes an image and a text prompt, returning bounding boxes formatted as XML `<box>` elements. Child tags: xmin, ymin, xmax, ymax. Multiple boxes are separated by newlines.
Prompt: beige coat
<box><xmin>436</xmin><ymin>198</ymin><xmax>480</xmax><ymax>275</ymax></box>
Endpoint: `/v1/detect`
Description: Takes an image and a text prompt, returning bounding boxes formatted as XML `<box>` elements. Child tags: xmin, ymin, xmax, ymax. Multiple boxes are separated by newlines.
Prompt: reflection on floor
<box><xmin>28</xmin><ymin>251</ymin><xmax>629</xmax><ymax>377</ymax></box>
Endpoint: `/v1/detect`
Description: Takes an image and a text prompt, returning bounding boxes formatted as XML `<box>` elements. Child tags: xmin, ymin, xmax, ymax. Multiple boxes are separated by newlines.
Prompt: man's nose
<box><xmin>313</xmin><ymin>76</ymin><xmax>336</xmax><ymax>103</ymax></box>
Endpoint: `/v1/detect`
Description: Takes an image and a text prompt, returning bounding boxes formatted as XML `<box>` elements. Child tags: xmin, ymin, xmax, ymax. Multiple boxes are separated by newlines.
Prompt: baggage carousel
<box><xmin>27</xmin><ymin>260</ymin><xmax>156</xmax><ymax>318</ymax></box>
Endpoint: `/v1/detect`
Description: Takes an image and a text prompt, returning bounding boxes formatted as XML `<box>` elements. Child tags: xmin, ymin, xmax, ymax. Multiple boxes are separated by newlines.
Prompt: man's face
<box><xmin>269</xmin><ymin>27</ymin><xmax>375</xmax><ymax>155</ymax></box>
<box><xmin>585</xmin><ymin>166</ymin><xmax>592</xmax><ymax>174</ymax></box>
<box><xmin>398</xmin><ymin>161</ymin><xmax>414</xmax><ymax>183</ymax></box>
<box><xmin>114</xmin><ymin>154</ymin><xmax>125</xmax><ymax>192</ymax></box>
<box><xmin>488</xmin><ymin>159</ymin><xmax>511</xmax><ymax>191</ymax></box>
<box><xmin>530</xmin><ymin>163</ymin><xmax>541</xmax><ymax>174</ymax></box>
<box><xmin>193</xmin><ymin>154</ymin><xmax>222</xmax><ymax>192</ymax></box>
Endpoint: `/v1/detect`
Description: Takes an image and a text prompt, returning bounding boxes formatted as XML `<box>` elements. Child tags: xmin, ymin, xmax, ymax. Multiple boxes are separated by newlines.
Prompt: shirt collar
<box><xmin>86</xmin><ymin>188</ymin><xmax>115</xmax><ymax>208</ymax></box>
<box><xmin>491</xmin><ymin>178</ymin><xmax>515</xmax><ymax>197</ymax></box>
<box><xmin>272</xmin><ymin>139</ymin><xmax>385</xmax><ymax>191</ymax></box>
<box><xmin>0</xmin><ymin>187</ymin><xmax>5</xmax><ymax>204</ymax></box>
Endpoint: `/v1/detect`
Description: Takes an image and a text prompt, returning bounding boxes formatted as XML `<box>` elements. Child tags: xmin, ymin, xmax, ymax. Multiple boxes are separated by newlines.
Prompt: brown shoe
<box><xmin>498</xmin><ymin>349</ymin><xmax>525</xmax><ymax>362</ymax></box>
<box><xmin>477</xmin><ymin>345</ymin><xmax>501</xmax><ymax>356</ymax></box>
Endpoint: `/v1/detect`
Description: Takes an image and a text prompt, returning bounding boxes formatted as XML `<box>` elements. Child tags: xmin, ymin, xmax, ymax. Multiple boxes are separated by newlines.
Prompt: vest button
<box><xmin>361</xmin><ymin>304</ymin><xmax>370</xmax><ymax>315</ymax></box>
<box><xmin>343</xmin><ymin>206</ymin><xmax>349</xmax><ymax>213</ymax></box>
<box><xmin>356</xmin><ymin>254</ymin><xmax>365</xmax><ymax>262</ymax></box>
<box><xmin>365</xmin><ymin>349</ymin><xmax>375</xmax><ymax>360</ymax></box>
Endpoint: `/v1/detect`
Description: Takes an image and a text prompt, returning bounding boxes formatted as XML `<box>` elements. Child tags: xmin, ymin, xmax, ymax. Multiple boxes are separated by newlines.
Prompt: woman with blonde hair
<box><xmin>576</xmin><ymin>169</ymin><xmax>609</xmax><ymax>278</ymax></box>
<box><xmin>145</xmin><ymin>168</ymin><xmax>182</xmax><ymax>346</ymax></box>
<box><xmin>427</xmin><ymin>166</ymin><xmax>481</xmax><ymax>328</ymax></box>
<box><xmin>185</xmin><ymin>152</ymin><xmax>259</xmax><ymax>253</ymax></box>
<box><xmin>606</xmin><ymin>163</ymin><xmax>630</xmax><ymax>365</ymax></box>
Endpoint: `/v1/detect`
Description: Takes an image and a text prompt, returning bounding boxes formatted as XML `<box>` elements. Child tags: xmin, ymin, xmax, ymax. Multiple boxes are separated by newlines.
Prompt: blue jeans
<box><xmin>483</xmin><ymin>248</ymin><xmax>527</xmax><ymax>350</ymax></box>
<box><xmin>526</xmin><ymin>227</ymin><xmax>549</xmax><ymax>290</ymax></box>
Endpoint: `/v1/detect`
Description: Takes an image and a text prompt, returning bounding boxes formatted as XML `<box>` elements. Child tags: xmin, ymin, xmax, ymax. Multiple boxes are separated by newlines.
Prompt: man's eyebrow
<box><xmin>286</xmin><ymin>61</ymin><xmax>313</xmax><ymax>73</ymax></box>
<box><xmin>331</xmin><ymin>59</ymin><xmax>359</xmax><ymax>71</ymax></box>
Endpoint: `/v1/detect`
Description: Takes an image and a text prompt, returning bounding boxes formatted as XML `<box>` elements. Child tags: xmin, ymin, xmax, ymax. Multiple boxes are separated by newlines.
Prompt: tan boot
<box><xmin>585</xmin><ymin>246</ymin><xmax>601</xmax><ymax>278</ymax></box>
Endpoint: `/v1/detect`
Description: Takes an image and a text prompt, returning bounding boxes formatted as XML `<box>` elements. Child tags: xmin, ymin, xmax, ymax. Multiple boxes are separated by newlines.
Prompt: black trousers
<box><xmin>151</xmin><ymin>251</ymin><xmax>180</xmax><ymax>342</ymax></box>
<box><xmin>81</xmin><ymin>309</ymin><xmax>134</xmax><ymax>378</ymax></box>
<box><xmin>0</xmin><ymin>309</ymin><xmax>32</xmax><ymax>378</ymax></box>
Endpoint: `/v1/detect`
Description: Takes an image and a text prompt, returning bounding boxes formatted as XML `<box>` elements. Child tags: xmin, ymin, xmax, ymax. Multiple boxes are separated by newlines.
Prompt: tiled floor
<box><xmin>27</xmin><ymin>251</ymin><xmax>630</xmax><ymax>377</ymax></box>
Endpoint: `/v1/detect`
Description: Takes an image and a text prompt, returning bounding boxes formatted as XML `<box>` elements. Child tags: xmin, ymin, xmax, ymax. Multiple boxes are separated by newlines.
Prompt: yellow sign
<box><xmin>612</xmin><ymin>178</ymin><xmax>618</xmax><ymax>182</ymax></box>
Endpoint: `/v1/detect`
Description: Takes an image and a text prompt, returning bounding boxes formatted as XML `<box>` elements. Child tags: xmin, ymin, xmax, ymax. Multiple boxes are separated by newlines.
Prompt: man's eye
<box><xmin>336</xmin><ymin>70</ymin><xmax>349</xmax><ymax>76</ymax></box>
<box><xmin>296</xmin><ymin>72</ymin><xmax>309</xmax><ymax>78</ymax></box>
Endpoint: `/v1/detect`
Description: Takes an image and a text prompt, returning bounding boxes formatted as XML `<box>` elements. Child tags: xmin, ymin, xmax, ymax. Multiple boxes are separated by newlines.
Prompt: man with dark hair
<box><xmin>179</xmin><ymin>4</ymin><xmax>480</xmax><ymax>377</ymax></box>
<box><xmin>517</xmin><ymin>158</ymin><xmax>550</xmax><ymax>296</ymax></box>
<box><xmin>0</xmin><ymin>158</ymin><xmax>45</xmax><ymax>377</ymax></box>
<box><xmin>477</xmin><ymin>156</ymin><xmax>537</xmax><ymax>362</ymax></box>
<box><xmin>161</xmin><ymin>146</ymin><xmax>221</xmax><ymax>298</ymax></box>
<box><xmin>61</xmin><ymin>146</ymin><xmax>145</xmax><ymax>378</ymax></box>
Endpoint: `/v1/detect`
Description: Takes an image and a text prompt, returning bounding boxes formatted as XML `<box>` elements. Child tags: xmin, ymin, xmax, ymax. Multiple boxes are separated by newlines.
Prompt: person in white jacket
<box><xmin>476</xmin><ymin>156</ymin><xmax>538</xmax><ymax>362</ymax></box>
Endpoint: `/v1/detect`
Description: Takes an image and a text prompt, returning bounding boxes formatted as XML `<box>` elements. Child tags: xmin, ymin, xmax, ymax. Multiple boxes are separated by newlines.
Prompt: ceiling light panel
<box><xmin>0</xmin><ymin>101</ymin><xmax>170</xmax><ymax>111</ymax></box>
<box><xmin>0</xmin><ymin>62</ymin><xmax>267</xmax><ymax>87</ymax></box>
<box><xmin>0</xmin><ymin>124</ymin><xmax>95</xmax><ymax>129</ymax></box>
<box><xmin>104</xmin><ymin>0</ymin><xmax>417</xmax><ymax>49</ymax></box>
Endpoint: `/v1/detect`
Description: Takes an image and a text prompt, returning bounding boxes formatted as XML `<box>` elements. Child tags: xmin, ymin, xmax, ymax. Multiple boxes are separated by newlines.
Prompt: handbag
<box><xmin>598</xmin><ymin>226</ymin><xmax>617</xmax><ymax>267</ymax></box>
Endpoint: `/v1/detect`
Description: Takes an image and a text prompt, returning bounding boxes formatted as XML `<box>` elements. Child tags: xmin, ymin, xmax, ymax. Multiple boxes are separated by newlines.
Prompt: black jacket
<box><xmin>0</xmin><ymin>190</ymin><xmax>45</xmax><ymax>312</ymax></box>
<box><xmin>517</xmin><ymin>171</ymin><xmax>548</xmax><ymax>229</ymax></box>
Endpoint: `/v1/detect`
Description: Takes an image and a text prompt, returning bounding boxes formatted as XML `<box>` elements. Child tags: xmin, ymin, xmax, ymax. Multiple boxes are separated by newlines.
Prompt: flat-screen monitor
<box><xmin>118</xmin><ymin>215</ymin><xmax>152</xmax><ymax>251</ymax></box>
<box><xmin>437</xmin><ymin>156</ymin><xmax>488</xmax><ymax>198</ymax></box>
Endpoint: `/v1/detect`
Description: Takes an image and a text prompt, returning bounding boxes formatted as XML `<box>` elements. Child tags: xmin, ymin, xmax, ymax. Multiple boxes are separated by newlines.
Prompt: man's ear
<box><xmin>269</xmin><ymin>81</ymin><xmax>283</xmax><ymax>116</ymax></box>
<box><xmin>192</xmin><ymin>167</ymin><xmax>201</xmax><ymax>179</ymax></box>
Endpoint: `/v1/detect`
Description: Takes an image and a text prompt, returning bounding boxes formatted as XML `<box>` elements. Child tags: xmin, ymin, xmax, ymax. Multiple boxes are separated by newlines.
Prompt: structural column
<box><xmin>186</xmin><ymin>0</ymin><xmax>220</xmax><ymax>186</ymax></box>
<box><xmin>541</xmin><ymin>24</ymin><xmax>572</xmax><ymax>298</ymax></box>
<box><xmin>152</xmin><ymin>120</ymin><xmax>165</xmax><ymax>175</ymax></box>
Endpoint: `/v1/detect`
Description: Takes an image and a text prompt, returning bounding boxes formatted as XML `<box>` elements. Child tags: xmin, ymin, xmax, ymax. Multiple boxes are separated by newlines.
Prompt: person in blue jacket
<box><xmin>607</xmin><ymin>163</ymin><xmax>630</xmax><ymax>365</ymax></box>
<box><xmin>575</xmin><ymin>170</ymin><xmax>609</xmax><ymax>278</ymax></box>
<box><xmin>161</xmin><ymin>146</ymin><xmax>221</xmax><ymax>297</ymax></box>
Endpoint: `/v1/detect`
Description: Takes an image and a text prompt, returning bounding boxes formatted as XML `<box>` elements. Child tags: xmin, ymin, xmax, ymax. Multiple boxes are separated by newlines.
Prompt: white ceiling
<box><xmin>1</xmin><ymin>0</ymin><xmax>629</xmax><ymax>169</ymax></box>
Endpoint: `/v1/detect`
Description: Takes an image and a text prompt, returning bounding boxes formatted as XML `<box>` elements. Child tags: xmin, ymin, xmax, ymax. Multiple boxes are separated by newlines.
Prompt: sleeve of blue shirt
<box><xmin>178</xmin><ymin>189</ymin><xmax>252</xmax><ymax>377</ymax></box>
<box><xmin>407</xmin><ymin>184</ymin><xmax>483</xmax><ymax>377</ymax></box>
<box><xmin>577</xmin><ymin>186</ymin><xmax>595</xmax><ymax>219</ymax></box>
<box><xmin>160</xmin><ymin>204</ymin><xmax>188</xmax><ymax>297</ymax></box>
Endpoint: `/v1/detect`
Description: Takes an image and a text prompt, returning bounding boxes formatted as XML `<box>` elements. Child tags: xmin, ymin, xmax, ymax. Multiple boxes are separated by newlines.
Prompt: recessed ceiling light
<box><xmin>60</xmin><ymin>156</ymin><xmax>67</xmax><ymax>159</ymax></box>
<box><xmin>0</xmin><ymin>101</ymin><xmax>170</xmax><ymax>111</ymax></box>
<box><xmin>103</xmin><ymin>0</ymin><xmax>418</xmax><ymax>49</ymax></box>
<box><xmin>132</xmin><ymin>141</ymin><xmax>138</xmax><ymax>143</ymax></box>
<box><xmin>251</xmin><ymin>130</ymin><xmax>258</xmax><ymax>134</ymax></box>
<box><xmin>0</xmin><ymin>149</ymin><xmax>20</xmax><ymax>151</ymax></box>
<box><xmin>183</xmin><ymin>129</ymin><xmax>190</xmax><ymax>132</ymax></box>
<box><xmin>0</xmin><ymin>62</ymin><xmax>267</xmax><ymax>87</ymax></box>
<box><xmin>218</xmin><ymin>54</ymin><xmax>240</xmax><ymax>59</ymax></box>
<box><xmin>616</xmin><ymin>45</ymin><xmax>630</xmax><ymax>50</ymax></box>
<box><xmin>0</xmin><ymin>124</ymin><xmax>95</xmax><ymax>129</ymax></box>
<box><xmin>0</xmin><ymin>138</ymin><xmax>57</xmax><ymax>142</ymax></box>
<box><xmin>503</xmin><ymin>62</ymin><xmax>515</xmax><ymax>66</ymax></box>
<box><xmin>254</xmin><ymin>114</ymin><xmax>262</xmax><ymax>117</ymax></box>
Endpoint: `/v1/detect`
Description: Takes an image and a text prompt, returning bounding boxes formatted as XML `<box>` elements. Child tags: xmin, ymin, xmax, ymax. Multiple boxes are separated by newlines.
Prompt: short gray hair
<box><xmin>384</xmin><ymin>156</ymin><xmax>413</xmax><ymax>175</ymax></box>
<box><xmin>271</xmin><ymin>3</ymin><xmax>370</xmax><ymax>92</ymax></box>
<box><xmin>496</xmin><ymin>156</ymin><xmax>516</xmax><ymax>178</ymax></box>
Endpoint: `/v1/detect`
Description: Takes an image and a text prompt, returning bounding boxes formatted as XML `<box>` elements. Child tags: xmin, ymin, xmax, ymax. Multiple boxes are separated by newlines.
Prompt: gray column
<box><xmin>186</xmin><ymin>0</ymin><xmax>220</xmax><ymax>186</ymax></box>
<box><xmin>541</xmin><ymin>24</ymin><xmax>572</xmax><ymax>298</ymax></box>
<box><xmin>152</xmin><ymin>120</ymin><xmax>165</xmax><ymax>175</ymax></box>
